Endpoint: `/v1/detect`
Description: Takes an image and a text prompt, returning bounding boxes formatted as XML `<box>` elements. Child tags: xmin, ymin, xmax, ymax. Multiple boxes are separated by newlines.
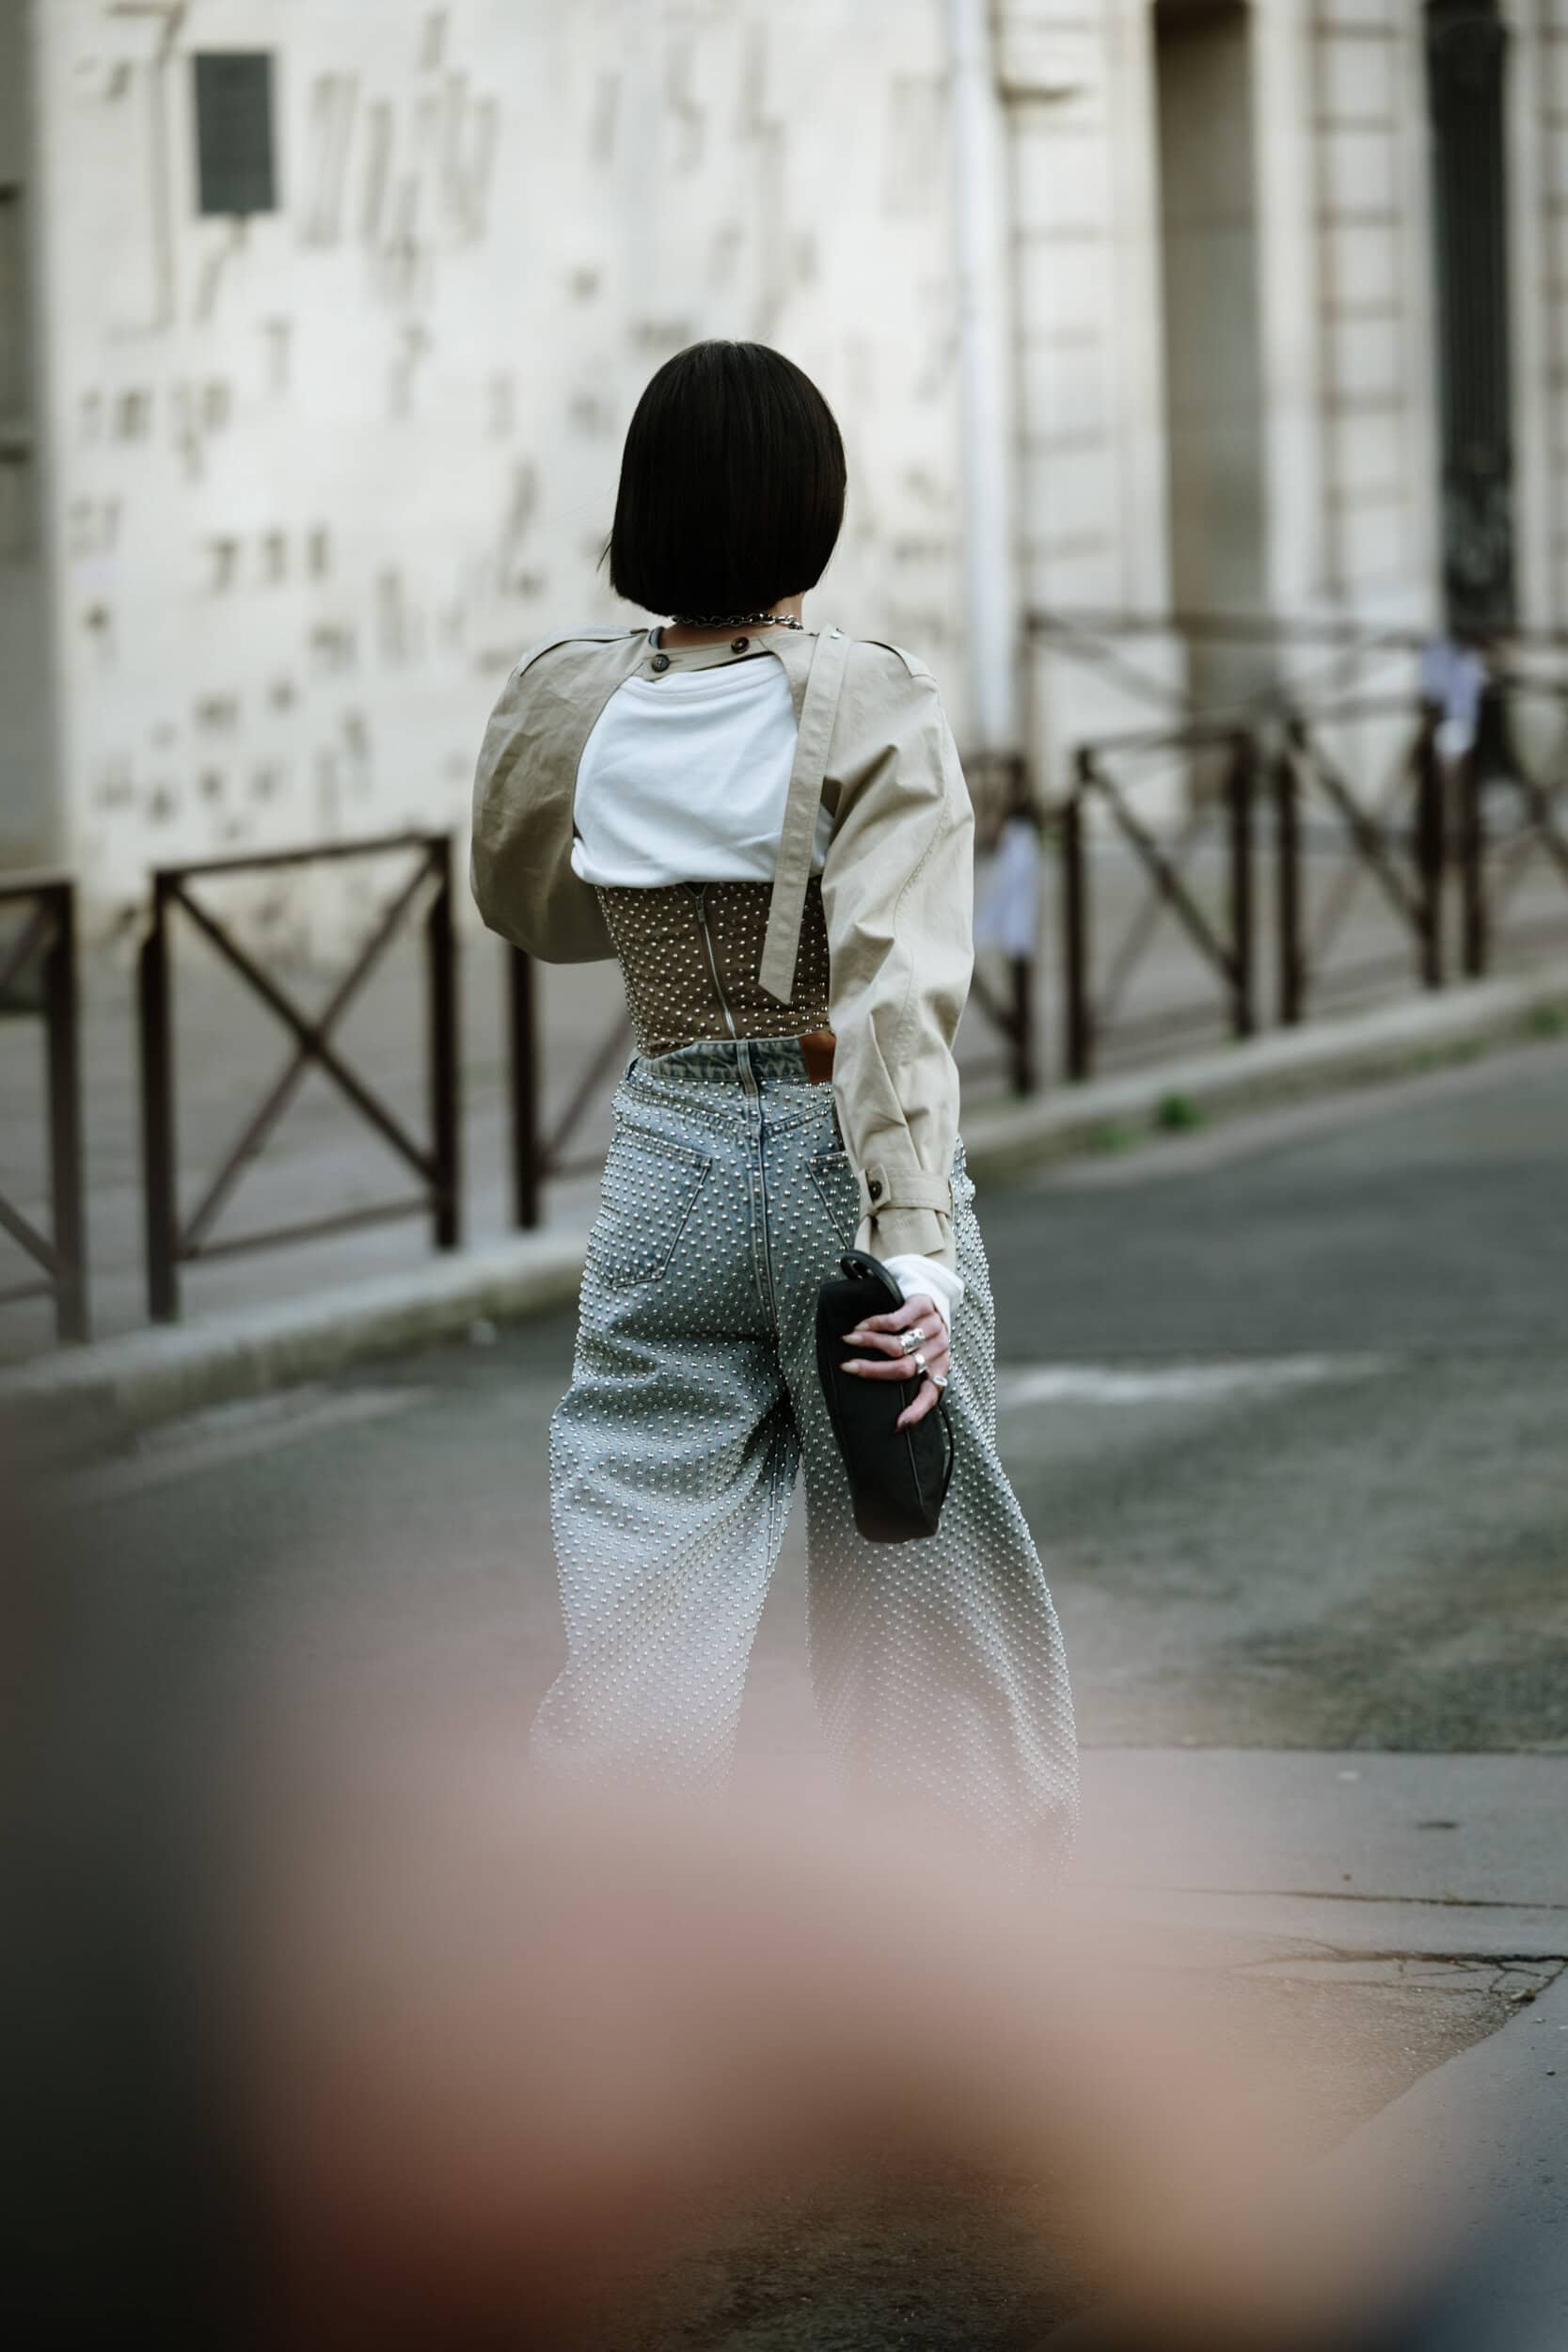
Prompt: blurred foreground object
<box><xmin>227</xmin><ymin>1671</ymin><xmax>1421</xmax><ymax>2352</ymax></box>
<box><xmin>2</xmin><ymin>1480</ymin><xmax>1557</xmax><ymax>2350</ymax></box>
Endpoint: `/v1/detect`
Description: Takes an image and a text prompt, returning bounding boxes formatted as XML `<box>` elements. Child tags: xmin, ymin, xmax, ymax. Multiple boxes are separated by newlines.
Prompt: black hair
<box><xmin>607</xmin><ymin>341</ymin><xmax>847</xmax><ymax>618</ymax></box>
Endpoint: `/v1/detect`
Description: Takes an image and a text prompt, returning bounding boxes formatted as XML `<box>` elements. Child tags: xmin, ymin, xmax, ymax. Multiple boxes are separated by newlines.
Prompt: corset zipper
<box><xmin>686</xmin><ymin>883</ymin><xmax>739</xmax><ymax>1041</ymax></box>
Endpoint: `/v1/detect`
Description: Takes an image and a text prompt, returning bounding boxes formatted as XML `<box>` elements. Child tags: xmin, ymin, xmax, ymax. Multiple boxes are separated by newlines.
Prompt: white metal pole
<box><xmin>948</xmin><ymin>0</ymin><xmax>1020</xmax><ymax>755</ymax></box>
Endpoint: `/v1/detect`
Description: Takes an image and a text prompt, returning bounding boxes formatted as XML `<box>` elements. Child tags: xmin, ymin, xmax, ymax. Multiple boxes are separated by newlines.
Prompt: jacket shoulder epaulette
<box><xmin>514</xmin><ymin>626</ymin><xmax>641</xmax><ymax>680</ymax></box>
<box><xmin>853</xmin><ymin>636</ymin><xmax>933</xmax><ymax>682</ymax></box>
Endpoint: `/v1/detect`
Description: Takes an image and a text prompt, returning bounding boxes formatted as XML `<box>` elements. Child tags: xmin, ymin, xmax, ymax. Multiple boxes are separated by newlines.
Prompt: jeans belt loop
<box><xmin>800</xmin><ymin>1027</ymin><xmax>836</xmax><ymax>1086</ymax></box>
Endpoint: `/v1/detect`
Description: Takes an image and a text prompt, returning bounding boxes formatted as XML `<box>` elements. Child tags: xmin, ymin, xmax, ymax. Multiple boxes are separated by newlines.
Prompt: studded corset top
<box><xmin>594</xmin><ymin>878</ymin><xmax>832</xmax><ymax>1058</ymax></box>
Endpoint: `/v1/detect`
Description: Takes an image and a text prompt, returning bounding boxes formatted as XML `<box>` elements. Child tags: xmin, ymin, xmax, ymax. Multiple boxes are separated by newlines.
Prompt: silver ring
<box><xmin>912</xmin><ymin>1351</ymin><xmax>927</xmax><ymax>1378</ymax></box>
<box><xmin>900</xmin><ymin>1327</ymin><xmax>925</xmax><ymax>1354</ymax></box>
<box><xmin>931</xmin><ymin>1371</ymin><xmax>949</xmax><ymax>1391</ymax></box>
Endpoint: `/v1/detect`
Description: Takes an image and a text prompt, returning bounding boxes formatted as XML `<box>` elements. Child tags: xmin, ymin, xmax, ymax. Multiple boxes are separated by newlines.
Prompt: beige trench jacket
<box><xmin>470</xmin><ymin>623</ymin><xmax>974</xmax><ymax>1267</ymax></box>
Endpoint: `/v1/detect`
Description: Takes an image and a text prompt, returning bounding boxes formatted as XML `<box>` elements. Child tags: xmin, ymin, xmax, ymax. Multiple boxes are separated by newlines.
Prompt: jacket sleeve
<box><xmin>820</xmin><ymin>650</ymin><xmax>974</xmax><ymax>1269</ymax></box>
<box><xmin>469</xmin><ymin>649</ymin><xmax>615</xmax><ymax>964</ymax></box>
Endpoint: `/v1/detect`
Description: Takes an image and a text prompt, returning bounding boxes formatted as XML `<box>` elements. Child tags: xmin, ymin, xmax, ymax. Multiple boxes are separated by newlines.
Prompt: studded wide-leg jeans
<box><xmin>535</xmin><ymin>1036</ymin><xmax>1079</xmax><ymax>1862</ymax></box>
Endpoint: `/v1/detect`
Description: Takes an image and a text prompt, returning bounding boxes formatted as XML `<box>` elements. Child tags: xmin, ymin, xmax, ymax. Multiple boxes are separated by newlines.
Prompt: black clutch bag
<box><xmin>816</xmin><ymin>1249</ymin><xmax>955</xmax><ymax>1544</ymax></box>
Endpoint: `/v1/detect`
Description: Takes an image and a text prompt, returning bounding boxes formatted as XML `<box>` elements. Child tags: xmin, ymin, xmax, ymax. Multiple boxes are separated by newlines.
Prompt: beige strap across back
<box><xmin>758</xmin><ymin>626</ymin><xmax>852</xmax><ymax>1003</ymax></box>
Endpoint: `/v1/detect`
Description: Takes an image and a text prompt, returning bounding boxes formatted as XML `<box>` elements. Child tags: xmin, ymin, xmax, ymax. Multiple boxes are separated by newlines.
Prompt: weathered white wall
<box><xmin>1</xmin><ymin>0</ymin><xmax>55</xmax><ymax>866</ymax></box>
<box><xmin>26</xmin><ymin>0</ymin><xmax>1568</xmax><ymax>901</ymax></box>
<box><xmin>1009</xmin><ymin>0</ymin><xmax>1568</xmax><ymax>798</ymax></box>
<box><xmin>1004</xmin><ymin>0</ymin><xmax>1187</xmax><ymax>781</ymax></box>
<box><xmin>1510</xmin><ymin>0</ymin><xmax>1568</xmax><ymax>629</ymax></box>
<box><xmin>1156</xmin><ymin>0</ymin><xmax>1269</xmax><ymax>715</ymax></box>
<box><xmin>30</xmin><ymin>0</ymin><xmax>968</xmax><ymax>918</ymax></box>
<box><xmin>1299</xmin><ymin>0</ymin><xmax>1439</xmax><ymax>623</ymax></box>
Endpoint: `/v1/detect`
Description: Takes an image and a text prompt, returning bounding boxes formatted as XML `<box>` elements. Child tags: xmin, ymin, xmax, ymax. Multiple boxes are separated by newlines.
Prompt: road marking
<box><xmin>997</xmin><ymin>1356</ymin><xmax>1388</xmax><ymax>1408</ymax></box>
<box><xmin>68</xmin><ymin>1384</ymin><xmax>432</xmax><ymax>1502</ymax></box>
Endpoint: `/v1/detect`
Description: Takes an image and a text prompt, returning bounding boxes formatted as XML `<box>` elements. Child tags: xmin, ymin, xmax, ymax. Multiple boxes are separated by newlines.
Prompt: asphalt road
<box><xmin>18</xmin><ymin>1041</ymin><xmax>1568</xmax><ymax>2350</ymax></box>
<box><xmin>55</xmin><ymin>1034</ymin><xmax>1568</xmax><ymax>1761</ymax></box>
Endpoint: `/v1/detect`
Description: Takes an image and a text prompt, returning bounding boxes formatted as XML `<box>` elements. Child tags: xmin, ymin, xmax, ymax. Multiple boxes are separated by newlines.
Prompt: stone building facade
<box><xmin>4</xmin><ymin>1</ymin><xmax>1567</xmax><ymax>914</ymax></box>
<box><xmin>1018</xmin><ymin>0</ymin><xmax>1568</xmax><ymax>757</ymax></box>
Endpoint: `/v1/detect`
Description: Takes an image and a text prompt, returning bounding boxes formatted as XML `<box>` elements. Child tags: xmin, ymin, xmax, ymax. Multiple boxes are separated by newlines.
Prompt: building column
<box><xmin>948</xmin><ymin>0</ymin><xmax>1022</xmax><ymax>759</ymax></box>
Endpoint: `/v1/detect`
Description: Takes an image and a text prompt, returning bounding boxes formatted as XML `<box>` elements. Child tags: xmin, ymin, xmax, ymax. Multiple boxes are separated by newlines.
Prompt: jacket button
<box><xmin>731</xmin><ymin>636</ymin><xmax>749</xmax><ymax>653</ymax></box>
<box><xmin>868</xmin><ymin>1179</ymin><xmax>883</xmax><ymax>1201</ymax></box>
<box><xmin>651</xmin><ymin>652</ymin><xmax>671</xmax><ymax>672</ymax></box>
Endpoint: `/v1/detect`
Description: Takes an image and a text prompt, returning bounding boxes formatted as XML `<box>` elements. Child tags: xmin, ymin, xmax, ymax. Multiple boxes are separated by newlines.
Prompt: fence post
<box><xmin>1274</xmin><ymin>726</ymin><xmax>1305</xmax><ymax>1027</ymax></box>
<box><xmin>139</xmin><ymin>874</ymin><xmax>180</xmax><ymax>1324</ymax></box>
<box><xmin>1227</xmin><ymin>732</ymin><xmax>1258</xmax><ymax>1039</ymax></box>
<box><xmin>1007</xmin><ymin>955</ymin><xmax>1036</xmax><ymax>1095</ymax></box>
<box><xmin>509</xmin><ymin>947</ymin><xmax>543</xmax><ymax>1229</ymax></box>
<box><xmin>43</xmin><ymin>883</ymin><xmax>88</xmax><ymax>1343</ymax></box>
<box><xmin>1415</xmin><ymin>710</ymin><xmax>1446</xmax><ymax>990</ymax></box>
<box><xmin>426</xmin><ymin>835</ymin><xmax>462</xmax><ymax>1251</ymax></box>
<box><xmin>1005</xmin><ymin>759</ymin><xmax>1039</xmax><ymax>1097</ymax></box>
<box><xmin>1062</xmin><ymin>755</ymin><xmax>1092</xmax><ymax>1082</ymax></box>
<box><xmin>1457</xmin><ymin>730</ymin><xmax>1487</xmax><ymax>981</ymax></box>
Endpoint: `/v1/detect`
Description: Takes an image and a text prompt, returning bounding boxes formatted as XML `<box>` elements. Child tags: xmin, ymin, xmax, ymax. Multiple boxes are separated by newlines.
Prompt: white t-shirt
<box><xmin>570</xmin><ymin>657</ymin><xmax>833</xmax><ymax>886</ymax></box>
<box><xmin>571</xmin><ymin>652</ymin><xmax>962</xmax><ymax>1333</ymax></box>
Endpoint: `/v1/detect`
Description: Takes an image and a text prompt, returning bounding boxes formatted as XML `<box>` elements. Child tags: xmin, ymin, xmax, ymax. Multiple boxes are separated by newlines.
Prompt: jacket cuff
<box><xmin>879</xmin><ymin>1252</ymin><xmax>965</xmax><ymax>1331</ymax></box>
<box><xmin>856</xmin><ymin>1205</ymin><xmax>953</xmax><ymax>1264</ymax></box>
<box><xmin>855</xmin><ymin>1163</ymin><xmax>954</xmax><ymax>1221</ymax></box>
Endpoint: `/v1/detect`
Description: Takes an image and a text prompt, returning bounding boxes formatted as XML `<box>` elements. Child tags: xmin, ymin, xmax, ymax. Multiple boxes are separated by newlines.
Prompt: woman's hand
<box><xmin>840</xmin><ymin>1295</ymin><xmax>951</xmax><ymax>1429</ymax></box>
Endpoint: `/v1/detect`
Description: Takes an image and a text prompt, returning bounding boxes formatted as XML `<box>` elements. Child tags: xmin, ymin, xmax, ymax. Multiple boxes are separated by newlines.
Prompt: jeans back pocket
<box><xmin>592</xmin><ymin>1126</ymin><xmax>711</xmax><ymax>1286</ymax></box>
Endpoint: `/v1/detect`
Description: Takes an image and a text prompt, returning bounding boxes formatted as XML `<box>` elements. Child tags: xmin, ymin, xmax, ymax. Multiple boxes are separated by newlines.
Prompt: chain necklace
<box><xmin>668</xmin><ymin>611</ymin><xmax>805</xmax><ymax>629</ymax></box>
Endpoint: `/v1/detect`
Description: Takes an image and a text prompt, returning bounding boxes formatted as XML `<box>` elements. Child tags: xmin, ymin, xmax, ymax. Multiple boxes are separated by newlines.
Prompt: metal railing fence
<box><xmin>1036</xmin><ymin>609</ymin><xmax>1568</xmax><ymax>1079</ymax></box>
<box><xmin>1459</xmin><ymin>670</ymin><xmax>1568</xmax><ymax>978</ymax></box>
<box><xmin>964</xmin><ymin>750</ymin><xmax>1042</xmax><ymax>1097</ymax></box>
<box><xmin>1059</xmin><ymin>726</ymin><xmax>1258</xmax><ymax>1082</ymax></box>
<box><xmin>1270</xmin><ymin>698</ymin><xmax>1447</xmax><ymax>1022</ymax></box>
<box><xmin>507</xmin><ymin>947</ymin><xmax>630</xmax><ymax>1232</ymax></box>
<box><xmin>137</xmin><ymin>834</ymin><xmax>460</xmax><ymax>1324</ymax></box>
<box><xmin>6</xmin><ymin>624</ymin><xmax>1567</xmax><ymax>1353</ymax></box>
<box><xmin>0</xmin><ymin>873</ymin><xmax>87</xmax><ymax>1342</ymax></box>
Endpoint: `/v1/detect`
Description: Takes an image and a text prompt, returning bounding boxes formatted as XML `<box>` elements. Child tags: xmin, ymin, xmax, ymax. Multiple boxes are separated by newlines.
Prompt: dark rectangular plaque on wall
<box><xmin>193</xmin><ymin>53</ymin><xmax>278</xmax><ymax>217</ymax></box>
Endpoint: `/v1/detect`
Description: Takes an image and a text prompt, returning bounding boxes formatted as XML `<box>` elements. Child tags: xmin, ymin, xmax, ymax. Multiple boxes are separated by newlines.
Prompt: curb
<box><xmin>1</xmin><ymin>1227</ymin><xmax>589</xmax><ymax>1460</ymax></box>
<box><xmin>1041</xmin><ymin>1973</ymin><xmax>1568</xmax><ymax>2350</ymax></box>
<box><xmin>5</xmin><ymin>962</ymin><xmax>1565</xmax><ymax>1457</ymax></box>
<box><xmin>959</xmin><ymin>961</ymin><xmax>1568</xmax><ymax>1183</ymax></box>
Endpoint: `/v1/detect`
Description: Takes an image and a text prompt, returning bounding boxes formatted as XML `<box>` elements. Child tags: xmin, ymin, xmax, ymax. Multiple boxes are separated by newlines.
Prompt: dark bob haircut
<box><xmin>607</xmin><ymin>341</ymin><xmax>847</xmax><ymax>618</ymax></box>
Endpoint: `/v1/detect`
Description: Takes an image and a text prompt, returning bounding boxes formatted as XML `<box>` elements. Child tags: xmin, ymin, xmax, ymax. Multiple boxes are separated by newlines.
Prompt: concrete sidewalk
<box><xmin>1063</xmin><ymin>1746</ymin><xmax>1568</xmax><ymax>2345</ymax></box>
<box><xmin>1328</xmin><ymin>1966</ymin><xmax>1568</xmax><ymax>2344</ymax></box>
<box><xmin>4</xmin><ymin>959</ymin><xmax>1566</xmax><ymax>1456</ymax></box>
<box><xmin>1076</xmin><ymin>1746</ymin><xmax>1568</xmax><ymax>1962</ymax></box>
